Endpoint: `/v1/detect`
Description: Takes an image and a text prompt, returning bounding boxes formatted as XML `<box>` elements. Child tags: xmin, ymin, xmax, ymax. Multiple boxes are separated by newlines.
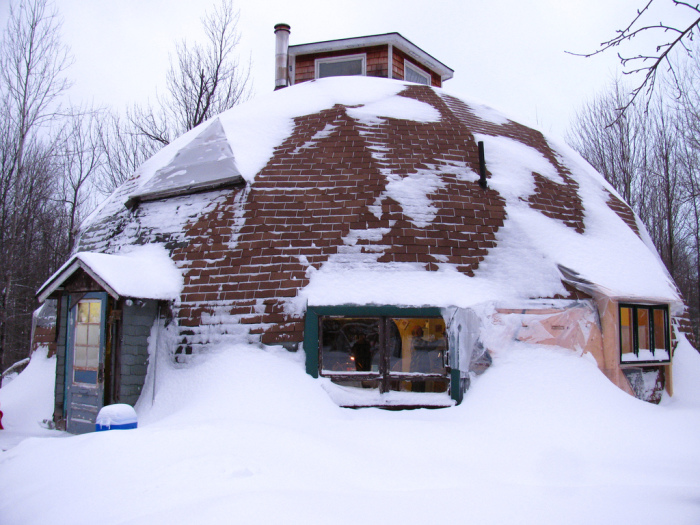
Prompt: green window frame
<box><xmin>305</xmin><ymin>305</ymin><xmax>459</xmax><ymax>402</ymax></box>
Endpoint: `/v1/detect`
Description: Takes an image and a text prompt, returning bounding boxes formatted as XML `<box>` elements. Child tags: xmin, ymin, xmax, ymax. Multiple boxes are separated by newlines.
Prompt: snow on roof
<box><xmin>37</xmin><ymin>245</ymin><xmax>182</xmax><ymax>303</ymax></box>
<box><xmin>76</xmin><ymin>76</ymin><xmax>680</xmax><ymax>315</ymax></box>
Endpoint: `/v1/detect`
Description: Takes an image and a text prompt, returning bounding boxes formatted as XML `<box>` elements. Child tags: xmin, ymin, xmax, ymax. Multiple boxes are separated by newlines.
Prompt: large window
<box><xmin>309</xmin><ymin>308</ymin><xmax>449</xmax><ymax>394</ymax></box>
<box><xmin>316</xmin><ymin>54</ymin><xmax>366</xmax><ymax>79</ymax></box>
<box><xmin>619</xmin><ymin>304</ymin><xmax>670</xmax><ymax>363</ymax></box>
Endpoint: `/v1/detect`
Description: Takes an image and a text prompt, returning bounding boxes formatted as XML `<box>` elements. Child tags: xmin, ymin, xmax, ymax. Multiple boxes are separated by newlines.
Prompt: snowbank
<box><xmin>1</xmin><ymin>341</ymin><xmax>700</xmax><ymax>524</ymax></box>
<box><xmin>0</xmin><ymin>347</ymin><xmax>65</xmax><ymax>451</ymax></box>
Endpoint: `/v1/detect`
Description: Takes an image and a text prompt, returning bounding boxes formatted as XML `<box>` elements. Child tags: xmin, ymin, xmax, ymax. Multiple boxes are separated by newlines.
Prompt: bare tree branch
<box><xmin>0</xmin><ymin>0</ymin><xmax>72</xmax><ymax>370</ymax></box>
<box><xmin>568</xmin><ymin>0</ymin><xmax>700</xmax><ymax>117</ymax></box>
<box><xmin>128</xmin><ymin>0</ymin><xmax>250</xmax><ymax>151</ymax></box>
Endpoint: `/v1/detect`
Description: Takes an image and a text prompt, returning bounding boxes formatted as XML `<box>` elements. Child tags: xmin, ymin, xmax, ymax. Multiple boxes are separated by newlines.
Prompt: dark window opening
<box><xmin>619</xmin><ymin>304</ymin><xmax>670</xmax><ymax>363</ymax></box>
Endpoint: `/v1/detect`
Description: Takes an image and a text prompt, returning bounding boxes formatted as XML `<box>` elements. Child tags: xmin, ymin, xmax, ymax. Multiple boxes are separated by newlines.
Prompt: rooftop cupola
<box><xmin>273</xmin><ymin>25</ymin><xmax>453</xmax><ymax>89</ymax></box>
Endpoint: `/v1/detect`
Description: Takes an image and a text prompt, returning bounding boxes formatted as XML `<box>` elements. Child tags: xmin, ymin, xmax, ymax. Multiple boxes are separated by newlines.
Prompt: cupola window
<box><xmin>404</xmin><ymin>61</ymin><xmax>430</xmax><ymax>85</ymax></box>
<box><xmin>316</xmin><ymin>54</ymin><xmax>366</xmax><ymax>78</ymax></box>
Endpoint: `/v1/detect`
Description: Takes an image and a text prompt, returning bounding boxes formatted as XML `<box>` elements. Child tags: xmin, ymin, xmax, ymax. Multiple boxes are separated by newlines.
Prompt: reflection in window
<box><xmin>319</xmin><ymin>315</ymin><xmax>448</xmax><ymax>393</ymax></box>
<box><xmin>388</xmin><ymin>318</ymin><xmax>446</xmax><ymax>375</ymax></box>
<box><xmin>619</xmin><ymin>304</ymin><xmax>670</xmax><ymax>363</ymax></box>
<box><xmin>321</xmin><ymin>318</ymin><xmax>380</xmax><ymax>374</ymax></box>
<box><xmin>317</xmin><ymin>55</ymin><xmax>365</xmax><ymax>78</ymax></box>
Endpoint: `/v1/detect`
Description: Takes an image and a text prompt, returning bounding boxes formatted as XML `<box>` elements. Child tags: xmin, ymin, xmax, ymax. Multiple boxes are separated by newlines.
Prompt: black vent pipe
<box><xmin>478</xmin><ymin>141</ymin><xmax>488</xmax><ymax>189</ymax></box>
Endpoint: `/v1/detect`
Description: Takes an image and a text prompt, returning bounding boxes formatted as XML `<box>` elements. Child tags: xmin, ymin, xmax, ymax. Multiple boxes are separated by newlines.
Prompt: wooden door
<box><xmin>65</xmin><ymin>293</ymin><xmax>107</xmax><ymax>434</ymax></box>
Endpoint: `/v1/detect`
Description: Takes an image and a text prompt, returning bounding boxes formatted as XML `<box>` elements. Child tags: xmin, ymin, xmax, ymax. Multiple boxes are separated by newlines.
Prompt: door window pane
<box><xmin>74</xmin><ymin>345</ymin><xmax>87</xmax><ymax>368</ymax></box>
<box><xmin>87</xmin><ymin>325</ymin><xmax>100</xmax><ymax>347</ymax></box>
<box><xmin>89</xmin><ymin>301</ymin><xmax>101</xmax><ymax>323</ymax></box>
<box><xmin>77</xmin><ymin>302</ymin><xmax>90</xmax><ymax>323</ymax></box>
<box><xmin>73</xmin><ymin>299</ymin><xmax>102</xmax><ymax>384</ymax></box>
<box><xmin>75</xmin><ymin>324</ymin><xmax>89</xmax><ymax>346</ymax></box>
<box><xmin>86</xmin><ymin>346</ymin><xmax>100</xmax><ymax>369</ymax></box>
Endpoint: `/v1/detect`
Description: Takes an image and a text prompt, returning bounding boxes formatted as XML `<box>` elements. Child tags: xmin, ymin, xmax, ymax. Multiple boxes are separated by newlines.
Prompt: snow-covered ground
<box><xmin>0</xmin><ymin>347</ymin><xmax>66</xmax><ymax>452</ymax></box>
<box><xmin>2</xmin><ymin>340</ymin><xmax>700</xmax><ymax>524</ymax></box>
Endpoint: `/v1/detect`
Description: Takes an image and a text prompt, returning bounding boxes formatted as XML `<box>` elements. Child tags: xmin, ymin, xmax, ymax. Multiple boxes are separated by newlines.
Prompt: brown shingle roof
<box><xmin>74</xmin><ymin>78</ymin><xmax>677</xmax><ymax>353</ymax></box>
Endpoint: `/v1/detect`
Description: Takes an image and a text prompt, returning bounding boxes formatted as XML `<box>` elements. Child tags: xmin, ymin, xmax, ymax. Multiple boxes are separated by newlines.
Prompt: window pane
<box><xmin>637</xmin><ymin>308</ymin><xmax>650</xmax><ymax>351</ymax></box>
<box><xmin>74</xmin><ymin>369</ymin><xmax>98</xmax><ymax>384</ymax></box>
<box><xmin>318</xmin><ymin>59</ymin><xmax>363</xmax><ymax>78</ymax></box>
<box><xmin>87</xmin><ymin>325</ymin><xmax>100</xmax><ymax>347</ymax></box>
<box><xmin>88</xmin><ymin>301</ymin><xmax>101</xmax><ymax>324</ymax></box>
<box><xmin>77</xmin><ymin>302</ymin><xmax>89</xmax><ymax>323</ymax></box>
<box><xmin>620</xmin><ymin>307</ymin><xmax>634</xmax><ymax>357</ymax></box>
<box><xmin>74</xmin><ymin>345</ymin><xmax>87</xmax><ymax>368</ymax></box>
<box><xmin>321</xmin><ymin>317</ymin><xmax>380</xmax><ymax>374</ymax></box>
<box><xmin>86</xmin><ymin>346</ymin><xmax>100</xmax><ymax>369</ymax></box>
<box><xmin>406</xmin><ymin>65</ymin><xmax>430</xmax><ymax>85</ymax></box>
<box><xmin>389</xmin><ymin>318</ymin><xmax>446</xmax><ymax>375</ymax></box>
<box><xmin>388</xmin><ymin>378</ymin><xmax>449</xmax><ymax>394</ymax></box>
<box><xmin>653</xmin><ymin>309</ymin><xmax>668</xmax><ymax>353</ymax></box>
<box><xmin>75</xmin><ymin>324</ymin><xmax>89</xmax><ymax>346</ymax></box>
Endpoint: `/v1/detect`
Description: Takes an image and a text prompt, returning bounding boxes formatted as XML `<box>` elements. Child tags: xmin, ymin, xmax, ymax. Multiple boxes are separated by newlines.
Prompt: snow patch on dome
<box><xmin>346</xmin><ymin>95</ymin><xmax>440</xmax><ymax>125</ymax></box>
<box><xmin>380</xmin><ymin>170</ymin><xmax>445</xmax><ymax>228</ymax></box>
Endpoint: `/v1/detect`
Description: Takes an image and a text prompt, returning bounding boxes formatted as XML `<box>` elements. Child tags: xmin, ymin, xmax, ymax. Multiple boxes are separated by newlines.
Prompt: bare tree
<box><xmin>57</xmin><ymin>108</ymin><xmax>103</xmax><ymax>249</ymax></box>
<box><xmin>570</xmin><ymin>0</ymin><xmax>700</xmax><ymax>114</ymax></box>
<box><xmin>95</xmin><ymin>112</ymin><xmax>160</xmax><ymax>194</ymax></box>
<box><xmin>0</xmin><ymin>0</ymin><xmax>72</xmax><ymax>371</ymax></box>
<box><xmin>129</xmin><ymin>0</ymin><xmax>250</xmax><ymax>148</ymax></box>
<box><xmin>95</xmin><ymin>1</ymin><xmax>250</xmax><ymax>195</ymax></box>
<box><xmin>568</xmin><ymin>72</ymin><xmax>700</xmax><ymax>340</ymax></box>
<box><xmin>675</xmin><ymin>54</ymin><xmax>700</xmax><ymax>339</ymax></box>
<box><xmin>566</xmin><ymin>79</ymin><xmax>648</xmax><ymax>207</ymax></box>
<box><xmin>642</xmin><ymin>98</ymin><xmax>684</xmax><ymax>276</ymax></box>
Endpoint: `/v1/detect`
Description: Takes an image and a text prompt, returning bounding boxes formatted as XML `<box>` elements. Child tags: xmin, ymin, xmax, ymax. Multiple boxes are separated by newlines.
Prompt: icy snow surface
<box><xmin>2</xmin><ymin>339</ymin><xmax>700</xmax><ymax>524</ymax></box>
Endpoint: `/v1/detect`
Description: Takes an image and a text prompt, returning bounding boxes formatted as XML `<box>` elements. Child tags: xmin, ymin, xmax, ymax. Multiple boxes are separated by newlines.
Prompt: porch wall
<box><xmin>53</xmin><ymin>296</ymin><xmax>69</xmax><ymax>430</ymax></box>
<box><xmin>118</xmin><ymin>299</ymin><xmax>158</xmax><ymax>405</ymax></box>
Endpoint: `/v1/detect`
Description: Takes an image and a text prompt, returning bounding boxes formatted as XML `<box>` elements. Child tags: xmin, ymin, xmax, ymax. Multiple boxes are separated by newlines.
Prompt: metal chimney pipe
<box><xmin>274</xmin><ymin>23</ymin><xmax>290</xmax><ymax>90</ymax></box>
<box><xmin>478</xmin><ymin>141</ymin><xmax>488</xmax><ymax>189</ymax></box>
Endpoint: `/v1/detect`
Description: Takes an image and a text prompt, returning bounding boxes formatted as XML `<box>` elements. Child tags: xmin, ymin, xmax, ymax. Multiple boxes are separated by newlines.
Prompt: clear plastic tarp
<box><xmin>130</xmin><ymin>118</ymin><xmax>242</xmax><ymax>203</ymax></box>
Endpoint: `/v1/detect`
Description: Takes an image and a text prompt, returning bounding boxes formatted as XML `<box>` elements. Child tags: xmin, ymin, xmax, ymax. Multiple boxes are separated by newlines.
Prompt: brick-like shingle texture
<box><xmin>75</xmin><ymin>83</ymin><xmax>649</xmax><ymax>354</ymax></box>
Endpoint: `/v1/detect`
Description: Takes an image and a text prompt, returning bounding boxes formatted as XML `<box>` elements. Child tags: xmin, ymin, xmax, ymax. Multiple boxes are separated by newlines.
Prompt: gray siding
<box><xmin>53</xmin><ymin>296</ymin><xmax>68</xmax><ymax>429</ymax></box>
<box><xmin>119</xmin><ymin>299</ymin><xmax>158</xmax><ymax>406</ymax></box>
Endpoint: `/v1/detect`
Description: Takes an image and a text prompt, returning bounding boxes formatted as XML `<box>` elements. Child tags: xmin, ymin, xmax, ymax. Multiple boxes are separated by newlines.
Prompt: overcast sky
<box><xmin>0</xmin><ymin>0</ymin><xmax>691</xmax><ymax>139</ymax></box>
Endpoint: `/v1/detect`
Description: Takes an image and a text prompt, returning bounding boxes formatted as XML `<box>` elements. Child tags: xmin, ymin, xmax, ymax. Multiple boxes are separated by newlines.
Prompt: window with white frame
<box><xmin>316</xmin><ymin>54</ymin><xmax>366</xmax><ymax>79</ymax></box>
<box><xmin>619</xmin><ymin>303</ymin><xmax>670</xmax><ymax>363</ymax></box>
<box><xmin>404</xmin><ymin>61</ymin><xmax>431</xmax><ymax>85</ymax></box>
